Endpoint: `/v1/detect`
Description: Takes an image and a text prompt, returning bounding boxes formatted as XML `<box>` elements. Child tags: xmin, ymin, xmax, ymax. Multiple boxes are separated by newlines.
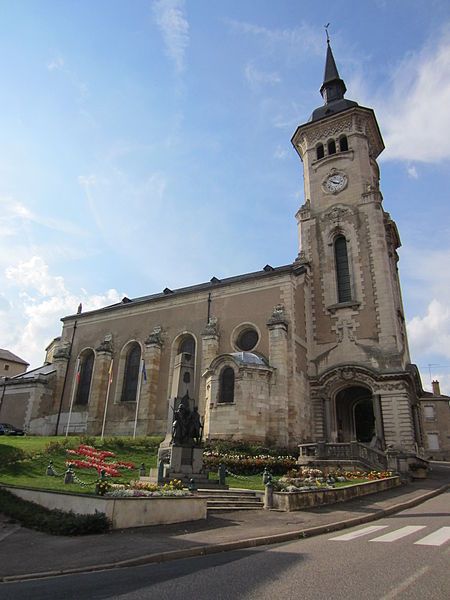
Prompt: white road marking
<box><xmin>329</xmin><ymin>525</ymin><xmax>388</xmax><ymax>541</ymax></box>
<box><xmin>0</xmin><ymin>525</ymin><xmax>21</xmax><ymax>542</ymax></box>
<box><xmin>414</xmin><ymin>526</ymin><xmax>450</xmax><ymax>546</ymax></box>
<box><xmin>370</xmin><ymin>525</ymin><xmax>426</xmax><ymax>543</ymax></box>
<box><xmin>380</xmin><ymin>566</ymin><xmax>431</xmax><ymax>600</ymax></box>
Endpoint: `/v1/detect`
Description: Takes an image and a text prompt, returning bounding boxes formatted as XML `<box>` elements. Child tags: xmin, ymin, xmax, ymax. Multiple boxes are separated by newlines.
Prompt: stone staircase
<box><xmin>196</xmin><ymin>488</ymin><xmax>264</xmax><ymax>512</ymax></box>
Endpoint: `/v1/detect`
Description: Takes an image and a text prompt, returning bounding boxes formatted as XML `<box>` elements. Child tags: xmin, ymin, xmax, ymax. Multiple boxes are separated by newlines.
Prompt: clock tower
<box><xmin>291</xmin><ymin>41</ymin><xmax>419</xmax><ymax>453</ymax></box>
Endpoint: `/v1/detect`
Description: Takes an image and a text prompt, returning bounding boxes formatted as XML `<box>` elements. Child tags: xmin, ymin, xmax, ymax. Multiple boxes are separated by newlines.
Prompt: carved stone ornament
<box><xmin>324</xmin><ymin>204</ymin><xmax>350</xmax><ymax>224</ymax></box>
<box><xmin>145</xmin><ymin>326</ymin><xmax>164</xmax><ymax>347</ymax></box>
<box><xmin>96</xmin><ymin>335</ymin><xmax>113</xmax><ymax>354</ymax></box>
<box><xmin>340</xmin><ymin>367</ymin><xmax>355</xmax><ymax>380</ymax></box>
<box><xmin>267</xmin><ymin>304</ymin><xmax>289</xmax><ymax>327</ymax></box>
<box><xmin>202</xmin><ymin>316</ymin><xmax>219</xmax><ymax>337</ymax></box>
<box><xmin>294</xmin><ymin>250</ymin><xmax>308</xmax><ymax>264</ymax></box>
<box><xmin>53</xmin><ymin>342</ymin><xmax>71</xmax><ymax>360</ymax></box>
<box><xmin>308</xmin><ymin>117</ymin><xmax>352</xmax><ymax>144</ymax></box>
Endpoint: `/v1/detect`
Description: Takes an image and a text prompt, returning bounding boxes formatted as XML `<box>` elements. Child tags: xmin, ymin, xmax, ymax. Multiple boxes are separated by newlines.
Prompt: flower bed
<box><xmin>274</xmin><ymin>467</ymin><xmax>394</xmax><ymax>493</ymax></box>
<box><xmin>203</xmin><ymin>451</ymin><xmax>297</xmax><ymax>475</ymax></box>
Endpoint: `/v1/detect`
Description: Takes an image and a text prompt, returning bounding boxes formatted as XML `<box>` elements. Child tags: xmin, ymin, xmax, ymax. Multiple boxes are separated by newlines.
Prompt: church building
<box><xmin>2</xmin><ymin>42</ymin><xmax>428</xmax><ymax>469</ymax></box>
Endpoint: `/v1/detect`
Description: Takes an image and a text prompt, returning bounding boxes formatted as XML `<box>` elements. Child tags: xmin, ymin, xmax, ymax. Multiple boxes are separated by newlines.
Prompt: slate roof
<box><xmin>0</xmin><ymin>349</ymin><xmax>29</xmax><ymax>366</ymax></box>
<box><xmin>62</xmin><ymin>263</ymin><xmax>303</xmax><ymax>321</ymax></box>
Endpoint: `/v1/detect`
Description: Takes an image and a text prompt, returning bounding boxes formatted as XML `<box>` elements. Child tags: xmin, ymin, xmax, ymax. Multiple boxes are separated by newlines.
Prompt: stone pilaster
<box><xmin>86</xmin><ymin>338</ymin><xmax>113</xmax><ymax>435</ymax></box>
<box><xmin>267</xmin><ymin>305</ymin><xmax>289</xmax><ymax>447</ymax></box>
<box><xmin>139</xmin><ymin>327</ymin><xmax>163</xmax><ymax>435</ymax></box>
<box><xmin>379</xmin><ymin>386</ymin><xmax>416</xmax><ymax>452</ymax></box>
<box><xmin>199</xmin><ymin>317</ymin><xmax>220</xmax><ymax>420</ymax></box>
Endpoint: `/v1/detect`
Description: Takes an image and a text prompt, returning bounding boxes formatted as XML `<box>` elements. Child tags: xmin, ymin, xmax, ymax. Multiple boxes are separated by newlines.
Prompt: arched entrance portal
<box><xmin>335</xmin><ymin>386</ymin><xmax>375</xmax><ymax>443</ymax></box>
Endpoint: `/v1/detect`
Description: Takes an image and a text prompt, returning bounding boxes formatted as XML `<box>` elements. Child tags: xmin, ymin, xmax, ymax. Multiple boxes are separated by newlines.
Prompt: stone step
<box><xmin>208</xmin><ymin>506</ymin><xmax>264</xmax><ymax>512</ymax></box>
<box><xmin>196</xmin><ymin>488</ymin><xmax>259</xmax><ymax>496</ymax></box>
<box><xmin>206</xmin><ymin>500</ymin><xmax>263</xmax><ymax>507</ymax></box>
<box><xmin>197</xmin><ymin>494</ymin><xmax>261</xmax><ymax>501</ymax></box>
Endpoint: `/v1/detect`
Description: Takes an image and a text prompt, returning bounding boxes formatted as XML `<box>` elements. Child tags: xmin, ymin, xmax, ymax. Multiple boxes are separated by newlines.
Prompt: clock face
<box><xmin>324</xmin><ymin>172</ymin><xmax>347</xmax><ymax>193</ymax></box>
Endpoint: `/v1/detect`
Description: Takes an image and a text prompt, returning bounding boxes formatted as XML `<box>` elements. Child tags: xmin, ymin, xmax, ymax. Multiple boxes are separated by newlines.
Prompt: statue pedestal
<box><xmin>147</xmin><ymin>445</ymin><xmax>213</xmax><ymax>487</ymax></box>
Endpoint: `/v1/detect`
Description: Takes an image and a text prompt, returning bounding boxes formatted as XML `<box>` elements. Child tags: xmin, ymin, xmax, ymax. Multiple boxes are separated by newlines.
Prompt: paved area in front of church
<box><xmin>1</xmin><ymin>464</ymin><xmax>449</xmax><ymax>582</ymax></box>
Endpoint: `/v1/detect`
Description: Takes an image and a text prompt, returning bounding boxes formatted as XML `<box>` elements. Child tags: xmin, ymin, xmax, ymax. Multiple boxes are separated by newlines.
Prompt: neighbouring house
<box><xmin>418</xmin><ymin>380</ymin><xmax>450</xmax><ymax>461</ymax></box>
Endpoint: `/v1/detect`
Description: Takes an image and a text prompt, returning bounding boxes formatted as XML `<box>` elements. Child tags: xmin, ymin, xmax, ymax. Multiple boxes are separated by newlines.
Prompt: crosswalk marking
<box><xmin>329</xmin><ymin>525</ymin><xmax>450</xmax><ymax>547</ymax></box>
<box><xmin>369</xmin><ymin>525</ymin><xmax>427</xmax><ymax>543</ymax></box>
<box><xmin>414</xmin><ymin>527</ymin><xmax>450</xmax><ymax>546</ymax></box>
<box><xmin>329</xmin><ymin>525</ymin><xmax>388</xmax><ymax>541</ymax></box>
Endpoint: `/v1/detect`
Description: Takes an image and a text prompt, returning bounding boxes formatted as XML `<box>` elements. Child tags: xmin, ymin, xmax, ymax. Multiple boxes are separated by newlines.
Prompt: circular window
<box><xmin>236</xmin><ymin>328</ymin><xmax>259</xmax><ymax>351</ymax></box>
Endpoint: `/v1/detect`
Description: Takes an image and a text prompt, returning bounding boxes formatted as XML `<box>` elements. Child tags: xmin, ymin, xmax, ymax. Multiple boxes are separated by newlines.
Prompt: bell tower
<box><xmin>289</xmin><ymin>40</ymin><xmax>423</xmax><ymax>457</ymax></box>
<box><xmin>291</xmin><ymin>40</ymin><xmax>410</xmax><ymax>376</ymax></box>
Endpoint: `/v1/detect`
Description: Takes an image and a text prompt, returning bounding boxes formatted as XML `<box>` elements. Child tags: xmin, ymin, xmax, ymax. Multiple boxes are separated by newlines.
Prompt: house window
<box><xmin>328</xmin><ymin>139</ymin><xmax>336</xmax><ymax>155</ymax></box>
<box><xmin>121</xmin><ymin>343</ymin><xmax>141</xmax><ymax>402</ymax></box>
<box><xmin>335</xmin><ymin>235</ymin><xmax>352</xmax><ymax>302</ymax></box>
<box><xmin>427</xmin><ymin>433</ymin><xmax>439</xmax><ymax>450</ymax></box>
<box><xmin>339</xmin><ymin>135</ymin><xmax>348</xmax><ymax>151</ymax></box>
<box><xmin>316</xmin><ymin>143</ymin><xmax>324</xmax><ymax>160</ymax></box>
<box><xmin>4</xmin><ymin>364</ymin><xmax>9</xmax><ymax>371</ymax></box>
<box><xmin>219</xmin><ymin>367</ymin><xmax>235</xmax><ymax>403</ymax></box>
<box><xmin>75</xmin><ymin>350</ymin><xmax>94</xmax><ymax>405</ymax></box>
<box><xmin>423</xmin><ymin>405</ymin><xmax>436</xmax><ymax>421</ymax></box>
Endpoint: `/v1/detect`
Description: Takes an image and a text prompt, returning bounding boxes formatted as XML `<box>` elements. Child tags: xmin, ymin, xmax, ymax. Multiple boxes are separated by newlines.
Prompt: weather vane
<box><xmin>324</xmin><ymin>23</ymin><xmax>330</xmax><ymax>44</ymax></box>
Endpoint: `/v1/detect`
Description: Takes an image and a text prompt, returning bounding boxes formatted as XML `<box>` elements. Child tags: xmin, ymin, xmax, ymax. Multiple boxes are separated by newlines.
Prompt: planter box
<box><xmin>2</xmin><ymin>485</ymin><xmax>207</xmax><ymax>529</ymax></box>
<box><xmin>272</xmin><ymin>476</ymin><xmax>401</xmax><ymax>512</ymax></box>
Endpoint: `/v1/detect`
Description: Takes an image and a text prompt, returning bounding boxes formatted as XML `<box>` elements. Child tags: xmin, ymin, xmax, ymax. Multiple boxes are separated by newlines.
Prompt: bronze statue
<box><xmin>171</xmin><ymin>393</ymin><xmax>203</xmax><ymax>446</ymax></box>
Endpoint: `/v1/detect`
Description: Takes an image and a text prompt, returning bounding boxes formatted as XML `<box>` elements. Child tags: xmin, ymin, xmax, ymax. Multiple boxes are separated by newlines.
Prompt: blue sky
<box><xmin>1</xmin><ymin>0</ymin><xmax>450</xmax><ymax>392</ymax></box>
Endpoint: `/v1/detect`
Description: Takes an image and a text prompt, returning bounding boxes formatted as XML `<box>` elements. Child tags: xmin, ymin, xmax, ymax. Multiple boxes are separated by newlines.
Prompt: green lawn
<box><xmin>0</xmin><ymin>436</ymin><xmax>161</xmax><ymax>494</ymax></box>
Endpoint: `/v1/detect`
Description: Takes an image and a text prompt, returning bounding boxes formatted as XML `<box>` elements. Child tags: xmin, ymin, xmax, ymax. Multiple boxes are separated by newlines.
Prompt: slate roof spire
<box><xmin>309</xmin><ymin>34</ymin><xmax>358</xmax><ymax>123</ymax></box>
<box><xmin>320</xmin><ymin>39</ymin><xmax>347</xmax><ymax>103</ymax></box>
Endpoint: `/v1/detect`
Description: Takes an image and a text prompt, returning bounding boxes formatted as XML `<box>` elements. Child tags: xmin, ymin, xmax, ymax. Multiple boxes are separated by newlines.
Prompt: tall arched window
<box><xmin>335</xmin><ymin>235</ymin><xmax>352</xmax><ymax>302</ymax></box>
<box><xmin>328</xmin><ymin>139</ymin><xmax>336</xmax><ymax>155</ymax></box>
<box><xmin>121</xmin><ymin>343</ymin><xmax>141</xmax><ymax>402</ymax></box>
<box><xmin>219</xmin><ymin>367</ymin><xmax>235</xmax><ymax>403</ymax></box>
<box><xmin>339</xmin><ymin>135</ymin><xmax>348</xmax><ymax>151</ymax></box>
<box><xmin>179</xmin><ymin>335</ymin><xmax>195</xmax><ymax>357</ymax></box>
<box><xmin>75</xmin><ymin>350</ymin><xmax>94</xmax><ymax>405</ymax></box>
<box><xmin>316</xmin><ymin>143</ymin><xmax>324</xmax><ymax>160</ymax></box>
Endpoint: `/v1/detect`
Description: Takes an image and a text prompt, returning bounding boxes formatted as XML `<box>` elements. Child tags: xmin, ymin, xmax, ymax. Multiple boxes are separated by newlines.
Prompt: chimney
<box><xmin>432</xmin><ymin>380</ymin><xmax>441</xmax><ymax>396</ymax></box>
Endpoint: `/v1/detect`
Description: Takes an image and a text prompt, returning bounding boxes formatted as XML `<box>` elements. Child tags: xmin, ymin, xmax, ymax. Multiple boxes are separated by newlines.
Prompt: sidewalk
<box><xmin>1</xmin><ymin>464</ymin><xmax>449</xmax><ymax>583</ymax></box>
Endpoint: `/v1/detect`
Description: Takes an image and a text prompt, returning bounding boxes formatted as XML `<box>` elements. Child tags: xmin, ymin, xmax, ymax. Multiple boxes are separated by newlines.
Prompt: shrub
<box><xmin>0</xmin><ymin>488</ymin><xmax>111</xmax><ymax>535</ymax></box>
<box><xmin>0</xmin><ymin>445</ymin><xmax>27</xmax><ymax>469</ymax></box>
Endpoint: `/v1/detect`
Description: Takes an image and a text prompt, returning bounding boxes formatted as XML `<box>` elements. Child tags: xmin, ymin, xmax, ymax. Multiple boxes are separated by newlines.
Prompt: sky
<box><xmin>1</xmin><ymin>0</ymin><xmax>450</xmax><ymax>393</ymax></box>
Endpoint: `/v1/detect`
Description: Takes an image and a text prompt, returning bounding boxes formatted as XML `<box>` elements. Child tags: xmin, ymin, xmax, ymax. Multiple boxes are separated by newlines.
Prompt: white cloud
<box><xmin>408</xmin><ymin>299</ymin><xmax>450</xmax><ymax>359</ymax></box>
<box><xmin>407</xmin><ymin>165</ymin><xmax>418</xmax><ymax>179</ymax></box>
<box><xmin>244</xmin><ymin>62</ymin><xmax>281</xmax><ymax>87</ymax></box>
<box><xmin>273</xmin><ymin>145</ymin><xmax>288</xmax><ymax>159</ymax></box>
<box><xmin>47</xmin><ymin>56</ymin><xmax>64</xmax><ymax>71</ymax></box>
<box><xmin>358</xmin><ymin>31</ymin><xmax>450</xmax><ymax>163</ymax></box>
<box><xmin>227</xmin><ymin>19</ymin><xmax>322</xmax><ymax>56</ymax></box>
<box><xmin>153</xmin><ymin>0</ymin><xmax>189</xmax><ymax>73</ymax></box>
<box><xmin>1</xmin><ymin>256</ymin><xmax>123</xmax><ymax>368</ymax></box>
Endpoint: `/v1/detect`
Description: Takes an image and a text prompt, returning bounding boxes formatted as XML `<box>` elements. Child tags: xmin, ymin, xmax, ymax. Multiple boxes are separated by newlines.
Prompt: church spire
<box><xmin>308</xmin><ymin>33</ymin><xmax>358</xmax><ymax>123</ymax></box>
<box><xmin>320</xmin><ymin>40</ymin><xmax>347</xmax><ymax>103</ymax></box>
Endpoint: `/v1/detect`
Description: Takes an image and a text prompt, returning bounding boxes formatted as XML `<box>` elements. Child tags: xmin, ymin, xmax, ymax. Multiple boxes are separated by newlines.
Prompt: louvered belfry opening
<box><xmin>335</xmin><ymin>235</ymin><xmax>351</xmax><ymax>302</ymax></box>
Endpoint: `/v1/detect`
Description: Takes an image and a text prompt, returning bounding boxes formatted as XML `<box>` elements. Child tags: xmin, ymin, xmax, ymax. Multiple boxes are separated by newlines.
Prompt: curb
<box><xmin>1</xmin><ymin>482</ymin><xmax>449</xmax><ymax>584</ymax></box>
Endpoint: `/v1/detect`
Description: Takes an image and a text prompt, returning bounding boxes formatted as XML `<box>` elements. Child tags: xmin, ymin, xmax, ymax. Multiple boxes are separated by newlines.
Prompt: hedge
<box><xmin>0</xmin><ymin>488</ymin><xmax>111</xmax><ymax>535</ymax></box>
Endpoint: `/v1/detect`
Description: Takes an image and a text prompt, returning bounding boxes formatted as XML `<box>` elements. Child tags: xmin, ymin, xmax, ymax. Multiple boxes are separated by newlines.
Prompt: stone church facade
<box><xmin>2</xmin><ymin>43</ymin><xmax>427</xmax><ymax>461</ymax></box>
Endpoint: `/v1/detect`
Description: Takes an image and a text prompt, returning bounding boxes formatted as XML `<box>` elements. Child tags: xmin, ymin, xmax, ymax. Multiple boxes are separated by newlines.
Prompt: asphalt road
<box><xmin>1</xmin><ymin>489</ymin><xmax>448</xmax><ymax>600</ymax></box>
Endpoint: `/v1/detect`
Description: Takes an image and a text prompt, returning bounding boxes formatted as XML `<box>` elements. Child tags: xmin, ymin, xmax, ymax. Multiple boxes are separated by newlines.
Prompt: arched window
<box><xmin>75</xmin><ymin>350</ymin><xmax>94</xmax><ymax>405</ymax></box>
<box><xmin>335</xmin><ymin>235</ymin><xmax>352</xmax><ymax>302</ymax></box>
<box><xmin>339</xmin><ymin>135</ymin><xmax>348</xmax><ymax>152</ymax></box>
<box><xmin>328</xmin><ymin>139</ymin><xmax>336</xmax><ymax>155</ymax></box>
<box><xmin>219</xmin><ymin>367</ymin><xmax>235</xmax><ymax>403</ymax></box>
<box><xmin>121</xmin><ymin>343</ymin><xmax>141</xmax><ymax>402</ymax></box>
<box><xmin>316</xmin><ymin>143</ymin><xmax>324</xmax><ymax>160</ymax></box>
<box><xmin>179</xmin><ymin>335</ymin><xmax>195</xmax><ymax>357</ymax></box>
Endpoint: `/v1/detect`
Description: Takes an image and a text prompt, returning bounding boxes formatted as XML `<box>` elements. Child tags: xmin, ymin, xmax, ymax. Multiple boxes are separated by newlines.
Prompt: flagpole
<box><xmin>65</xmin><ymin>358</ymin><xmax>80</xmax><ymax>437</ymax></box>
<box><xmin>101</xmin><ymin>359</ymin><xmax>113</xmax><ymax>440</ymax></box>
<box><xmin>133</xmin><ymin>358</ymin><xmax>145</xmax><ymax>439</ymax></box>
